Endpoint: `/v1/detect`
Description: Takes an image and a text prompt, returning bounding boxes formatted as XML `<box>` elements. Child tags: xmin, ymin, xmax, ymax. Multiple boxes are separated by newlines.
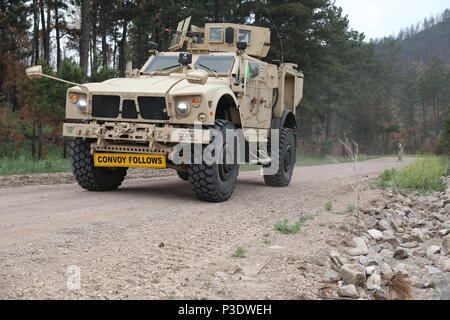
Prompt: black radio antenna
<box><xmin>264</xmin><ymin>6</ymin><xmax>284</xmax><ymax>63</ymax></box>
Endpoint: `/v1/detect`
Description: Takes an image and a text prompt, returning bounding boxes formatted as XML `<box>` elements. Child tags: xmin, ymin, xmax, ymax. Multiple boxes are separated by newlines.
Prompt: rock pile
<box><xmin>322</xmin><ymin>177</ymin><xmax>450</xmax><ymax>300</ymax></box>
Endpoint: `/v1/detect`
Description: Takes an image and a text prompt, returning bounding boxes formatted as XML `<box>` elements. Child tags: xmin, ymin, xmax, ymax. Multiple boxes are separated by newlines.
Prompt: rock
<box><xmin>393</xmin><ymin>248</ymin><xmax>409</xmax><ymax>260</ymax></box>
<box><xmin>366</xmin><ymin>274</ymin><xmax>382</xmax><ymax>291</ymax></box>
<box><xmin>367</xmin><ymin>229</ymin><xmax>383</xmax><ymax>241</ymax></box>
<box><xmin>443</xmin><ymin>235</ymin><xmax>450</xmax><ymax>256</ymax></box>
<box><xmin>411</xmin><ymin>229</ymin><xmax>426</xmax><ymax>243</ymax></box>
<box><xmin>323</xmin><ymin>269</ymin><xmax>341</xmax><ymax>283</ymax></box>
<box><xmin>380</xmin><ymin>249</ymin><xmax>394</xmax><ymax>258</ymax></box>
<box><xmin>348</xmin><ymin>237</ymin><xmax>369</xmax><ymax>256</ymax></box>
<box><xmin>380</xmin><ymin>263</ymin><xmax>394</xmax><ymax>277</ymax></box>
<box><xmin>439</xmin><ymin>257</ymin><xmax>450</xmax><ymax>272</ymax></box>
<box><xmin>427</xmin><ymin>245</ymin><xmax>441</xmax><ymax>258</ymax></box>
<box><xmin>358</xmin><ymin>256</ymin><xmax>369</xmax><ymax>266</ymax></box>
<box><xmin>440</xmin><ymin>285</ymin><xmax>450</xmax><ymax>300</ymax></box>
<box><xmin>425</xmin><ymin>265</ymin><xmax>442</xmax><ymax>275</ymax></box>
<box><xmin>363</xmin><ymin>208</ymin><xmax>380</xmax><ymax>216</ymax></box>
<box><xmin>412</xmin><ymin>248</ymin><xmax>427</xmax><ymax>257</ymax></box>
<box><xmin>390</xmin><ymin>220</ymin><xmax>401</xmax><ymax>232</ymax></box>
<box><xmin>340</xmin><ymin>264</ymin><xmax>366</xmax><ymax>286</ymax></box>
<box><xmin>392</xmin><ymin>263</ymin><xmax>409</xmax><ymax>275</ymax></box>
<box><xmin>330</xmin><ymin>251</ymin><xmax>345</xmax><ymax>270</ymax></box>
<box><xmin>401</xmin><ymin>242</ymin><xmax>418</xmax><ymax>249</ymax></box>
<box><xmin>377</xmin><ymin>219</ymin><xmax>391</xmax><ymax>231</ymax></box>
<box><xmin>338</xmin><ymin>284</ymin><xmax>359</xmax><ymax>298</ymax></box>
<box><xmin>439</xmin><ymin>229</ymin><xmax>450</xmax><ymax>237</ymax></box>
<box><xmin>383</xmin><ymin>235</ymin><xmax>401</xmax><ymax>249</ymax></box>
<box><xmin>365</xmin><ymin>266</ymin><xmax>377</xmax><ymax>275</ymax></box>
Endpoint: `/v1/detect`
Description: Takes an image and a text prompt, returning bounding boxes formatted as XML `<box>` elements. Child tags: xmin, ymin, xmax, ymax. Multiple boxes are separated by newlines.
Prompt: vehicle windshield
<box><xmin>195</xmin><ymin>56</ymin><xmax>234</xmax><ymax>76</ymax></box>
<box><xmin>143</xmin><ymin>56</ymin><xmax>181</xmax><ymax>74</ymax></box>
<box><xmin>142</xmin><ymin>55</ymin><xmax>234</xmax><ymax>76</ymax></box>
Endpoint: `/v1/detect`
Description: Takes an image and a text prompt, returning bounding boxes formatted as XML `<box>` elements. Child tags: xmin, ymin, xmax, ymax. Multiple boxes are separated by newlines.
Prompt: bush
<box><xmin>377</xmin><ymin>156</ymin><xmax>449</xmax><ymax>192</ymax></box>
<box><xmin>232</xmin><ymin>245</ymin><xmax>246</xmax><ymax>258</ymax></box>
<box><xmin>274</xmin><ymin>219</ymin><xmax>302</xmax><ymax>234</ymax></box>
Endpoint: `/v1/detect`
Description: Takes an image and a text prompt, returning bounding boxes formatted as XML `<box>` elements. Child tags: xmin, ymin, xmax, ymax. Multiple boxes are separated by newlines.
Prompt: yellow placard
<box><xmin>94</xmin><ymin>153</ymin><xmax>166</xmax><ymax>168</ymax></box>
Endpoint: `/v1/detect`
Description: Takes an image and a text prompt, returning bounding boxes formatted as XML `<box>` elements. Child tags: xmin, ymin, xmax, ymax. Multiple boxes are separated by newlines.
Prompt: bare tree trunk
<box><xmin>80</xmin><ymin>0</ymin><xmax>90</xmax><ymax>73</ymax></box>
<box><xmin>39</xmin><ymin>0</ymin><xmax>48</xmax><ymax>62</ymax></box>
<box><xmin>101</xmin><ymin>11</ymin><xmax>108</xmax><ymax>69</ymax></box>
<box><xmin>119</xmin><ymin>21</ymin><xmax>128</xmax><ymax>77</ymax></box>
<box><xmin>55</xmin><ymin>1</ymin><xmax>61</xmax><ymax>71</ymax></box>
<box><xmin>33</xmin><ymin>0</ymin><xmax>40</xmax><ymax>64</ymax></box>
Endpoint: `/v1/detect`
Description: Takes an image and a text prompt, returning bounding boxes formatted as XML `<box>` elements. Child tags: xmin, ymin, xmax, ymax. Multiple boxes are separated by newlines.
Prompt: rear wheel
<box><xmin>263</xmin><ymin>128</ymin><xmax>296</xmax><ymax>187</ymax></box>
<box><xmin>188</xmin><ymin>120</ymin><xmax>239</xmax><ymax>202</ymax></box>
<box><xmin>72</xmin><ymin>138</ymin><xmax>127</xmax><ymax>191</ymax></box>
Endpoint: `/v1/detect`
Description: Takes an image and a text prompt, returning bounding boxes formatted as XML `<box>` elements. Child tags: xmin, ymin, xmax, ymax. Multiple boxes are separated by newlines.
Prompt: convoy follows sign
<box><xmin>94</xmin><ymin>153</ymin><xmax>167</xmax><ymax>168</ymax></box>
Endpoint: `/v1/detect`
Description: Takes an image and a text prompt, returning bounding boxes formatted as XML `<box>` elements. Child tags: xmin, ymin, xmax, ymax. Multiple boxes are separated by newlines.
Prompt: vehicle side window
<box><xmin>210</xmin><ymin>28</ymin><xmax>223</xmax><ymax>42</ymax></box>
<box><xmin>246</xmin><ymin>62</ymin><xmax>260</xmax><ymax>80</ymax></box>
<box><xmin>238</xmin><ymin>30</ymin><xmax>251</xmax><ymax>43</ymax></box>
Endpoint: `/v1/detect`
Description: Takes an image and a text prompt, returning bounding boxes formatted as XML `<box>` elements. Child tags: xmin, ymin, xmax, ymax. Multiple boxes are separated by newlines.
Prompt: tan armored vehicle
<box><xmin>26</xmin><ymin>17</ymin><xmax>304</xmax><ymax>202</ymax></box>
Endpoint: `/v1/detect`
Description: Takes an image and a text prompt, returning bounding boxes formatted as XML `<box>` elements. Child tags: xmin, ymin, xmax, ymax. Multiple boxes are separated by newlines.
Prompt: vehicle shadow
<box><xmin>114</xmin><ymin>180</ymin><xmax>195</xmax><ymax>201</ymax></box>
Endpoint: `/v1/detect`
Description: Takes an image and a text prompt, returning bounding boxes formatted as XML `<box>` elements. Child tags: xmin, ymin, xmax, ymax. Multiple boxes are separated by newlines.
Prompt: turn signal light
<box><xmin>69</xmin><ymin>94</ymin><xmax>79</xmax><ymax>103</ymax></box>
<box><xmin>192</xmin><ymin>97</ymin><xmax>201</xmax><ymax>107</ymax></box>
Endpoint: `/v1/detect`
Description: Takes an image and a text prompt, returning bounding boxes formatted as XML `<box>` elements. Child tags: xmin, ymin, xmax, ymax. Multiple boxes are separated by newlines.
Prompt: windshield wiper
<box><xmin>197</xmin><ymin>63</ymin><xmax>220</xmax><ymax>78</ymax></box>
<box><xmin>148</xmin><ymin>64</ymin><xmax>182</xmax><ymax>75</ymax></box>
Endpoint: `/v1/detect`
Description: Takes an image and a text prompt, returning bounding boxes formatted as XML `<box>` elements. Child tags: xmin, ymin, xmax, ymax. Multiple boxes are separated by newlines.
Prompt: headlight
<box><xmin>175</xmin><ymin>101</ymin><xmax>190</xmax><ymax>116</ymax></box>
<box><xmin>76</xmin><ymin>98</ymin><xmax>88</xmax><ymax>112</ymax></box>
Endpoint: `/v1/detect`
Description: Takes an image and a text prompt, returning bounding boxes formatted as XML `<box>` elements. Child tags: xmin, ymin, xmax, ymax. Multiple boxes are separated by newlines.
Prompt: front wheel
<box><xmin>263</xmin><ymin>128</ymin><xmax>296</xmax><ymax>187</ymax></box>
<box><xmin>188</xmin><ymin>120</ymin><xmax>239</xmax><ymax>202</ymax></box>
<box><xmin>72</xmin><ymin>138</ymin><xmax>128</xmax><ymax>191</ymax></box>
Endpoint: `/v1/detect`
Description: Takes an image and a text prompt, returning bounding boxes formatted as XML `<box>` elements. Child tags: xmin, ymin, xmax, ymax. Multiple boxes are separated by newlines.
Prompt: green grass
<box><xmin>345</xmin><ymin>204</ymin><xmax>356</xmax><ymax>213</ymax></box>
<box><xmin>0</xmin><ymin>154</ymin><xmax>71</xmax><ymax>176</ymax></box>
<box><xmin>0</xmin><ymin>148</ymin><xmax>385</xmax><ymax>176</ymax></box>
<box><xmin>240</xmin><ymin>153</ymin><xmax>384</xmax><ymax>171</ymax></box>
<box><xmin>377</xmin><ymin>156</ymin><xmax>449</xmax><ymax>193</ymax></box>
<box><xmin>324</xmin><ymin>200</ymin><xmax>333</xmax><ymax>212</ymax></box>
<box><xmin>232</xmin><ymin>245</ymin><xmax>246</xmax><ymax>258</ymax></box>
<box><xmin>274</xmin><ymin>215</ymin><xmax>316</xmax><ymax>234</ymax></box>
<box><xmin>274</xmin><ymin>219</ymin><xmax>302</xmax><ymax>234</ymax></box>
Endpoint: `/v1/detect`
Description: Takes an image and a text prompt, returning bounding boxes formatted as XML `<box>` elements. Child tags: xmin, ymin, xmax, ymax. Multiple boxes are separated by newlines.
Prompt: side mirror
<box><xmin>26</xmin><ymin>65</ymin><xmax>43</xmax><ymax>79</ymax></box>
<box><xmin>186</xmin><ymin>69</ymin><xmax>208</xmax><ymax>85</ymax></box>
<box><xmin>148</xmin><ymin>41</ymin><xmax>159</xmax><ymax>51</ymax></box>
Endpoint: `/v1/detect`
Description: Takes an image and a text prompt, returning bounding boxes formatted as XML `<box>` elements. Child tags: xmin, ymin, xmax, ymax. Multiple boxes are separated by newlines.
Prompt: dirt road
<box><xmin>0</xmin><ymin>158</ymin><xmax>412</xmax><ymax>299</ymax></box>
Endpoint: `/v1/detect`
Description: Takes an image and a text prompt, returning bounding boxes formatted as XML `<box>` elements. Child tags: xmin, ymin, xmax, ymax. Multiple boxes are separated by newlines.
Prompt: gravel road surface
<box><xmin>0</xmin><ymin>158</ymin><xmax>412</xmax><ymax>299</ymax></box>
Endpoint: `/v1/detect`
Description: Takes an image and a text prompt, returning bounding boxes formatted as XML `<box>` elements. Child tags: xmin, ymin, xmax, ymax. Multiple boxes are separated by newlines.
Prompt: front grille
<box><xmin>138</xmin><ymin>97</ymin><xmax>168</xmax><ymax>120</ymax></box>
<box><xmin>92</xmin><ymin>95</ymin><xmax>120</xmax><ymax>118</ymax></box>
<box><xmin>122</xmin><ymin>100</ymin><xmax>138</xmax><ymax>119</ymax></box>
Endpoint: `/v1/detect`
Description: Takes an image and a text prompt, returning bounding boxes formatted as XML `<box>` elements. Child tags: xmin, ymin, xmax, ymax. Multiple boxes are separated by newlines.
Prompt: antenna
<box><xmin>264</xmin><ymin>6</ymin><xmax>284</xmax><ymax>63</ymax></box>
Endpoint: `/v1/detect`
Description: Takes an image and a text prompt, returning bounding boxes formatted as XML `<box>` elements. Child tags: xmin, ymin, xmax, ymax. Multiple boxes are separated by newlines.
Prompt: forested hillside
<box><xmin>0</xmin><ymin>0</ymin><xmax>449</xmax><ymax>163</ymax></box>
<box><xmin>374</xmin><ymin>9</ymin><xmax>450</xmax><ymax>66</ymax></box>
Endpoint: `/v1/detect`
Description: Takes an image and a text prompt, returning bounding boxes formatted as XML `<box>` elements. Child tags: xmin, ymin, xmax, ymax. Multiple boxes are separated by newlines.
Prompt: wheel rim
<box><xmin>283</xmin><ymin>143</ymin><xmax>293</xmax><ymax>173</ymax></box>
<box><xmin>218</xmin><ymin>145</ymin><xmax>233</xmax><ymax>181</ymax></box>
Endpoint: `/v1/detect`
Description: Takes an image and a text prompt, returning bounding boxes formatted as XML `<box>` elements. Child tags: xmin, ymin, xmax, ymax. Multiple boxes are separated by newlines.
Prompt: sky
<box><xmin>334</xmin><ymin>0</ymin><xmax>450</xmax><ymax>40</ymax></box>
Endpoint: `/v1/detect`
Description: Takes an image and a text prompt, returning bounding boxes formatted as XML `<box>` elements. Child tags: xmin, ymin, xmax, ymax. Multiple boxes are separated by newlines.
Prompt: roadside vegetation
<box><xmin>0</xmin><ymin>150</ymin><xmax>385</xmax><ymax>176</ymax></box>
<box><xmin>240</xmin><ymin>153</ymin><xmax>384</xmax><ymax>172</ymax></box>
<box><xmin>377</xmin><ymin>156</ymin><xmax>450</xmax><ymax>192</ymax></box>
<box><xmin>274</xmin><ymin>215</ymin><xmax>317</xmax><ymax>234</ymax></box>
<box><xmin>0</xmin><ymin>145</ymin><xmax>71</xmax><ymax>176</ymax></box>
<box><xmin>232</xmin><ymin>245</ymin><xmax>246</xmax><ymax>258</ymax></box>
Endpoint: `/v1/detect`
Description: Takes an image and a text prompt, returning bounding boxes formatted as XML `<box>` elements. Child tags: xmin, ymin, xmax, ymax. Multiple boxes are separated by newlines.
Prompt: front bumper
<box><xmin>63</xmin><ymin>122</ymin><xmax>210</xmax><ymax>145</ymax></box>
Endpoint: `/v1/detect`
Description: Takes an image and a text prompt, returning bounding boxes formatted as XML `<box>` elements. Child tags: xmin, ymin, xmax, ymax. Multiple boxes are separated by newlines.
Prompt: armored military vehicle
<box><xmin>26</xmin><ymin>17</ymin><xmax>304</xmax><ymax>202</ymax></box>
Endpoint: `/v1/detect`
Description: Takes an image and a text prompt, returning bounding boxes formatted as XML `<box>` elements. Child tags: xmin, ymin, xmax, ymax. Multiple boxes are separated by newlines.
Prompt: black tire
<box><xmin>72</xmin><ymin>138</ymin><xmax>127</xmax><ymax>191</ymax></box>
<box><xmin>176</xmin><ymin>170</ymin><xmax>189</xmax><ymax>181</ymax></box>
<box><xmin>263</xmin><ymin>128</ymin><xmax>296</xmax><ymax>187</ymax></box>
<box><xmin>188</xmin><ymin>120</ymin><xmax>239</xmax><ymax>202</ymax></box>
